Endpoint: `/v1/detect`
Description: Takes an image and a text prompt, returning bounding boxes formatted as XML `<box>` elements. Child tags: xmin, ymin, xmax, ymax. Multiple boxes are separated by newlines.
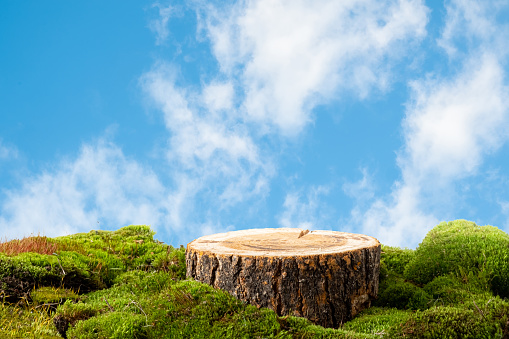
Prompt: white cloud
<box><xmin>149</xmin><ymin>3</ymin><xmax>174</xmax><ymax>45</ymax></box>
<box><xmin>278</xmin><ymin>185</ymin><xmax>331</xmax><ymax>230</ymax></box>
<box><xmin>355</xmin><ymin>43</ymin><xmax>509</xmax><ymax>246</ymax></box>
<box><xmin>0</xmin><ymin>140</ymin><xmax>169</xmax><ymax>239</ymax></box>
<box><xmin>139</xmin><ymin>0</ymin><xmax>509</xmax><ymax>246</ymax></box>
<box><xmin>343</xmin><ymin>166</ymin><xmax>439</xmax><ymax>246</ymax></box>
<box><xmin>401</xmin><ymin>53</ymin><xmax>509</xmax><ymax>183</ymax></box>
<box><xmin>202</xmin><ymin>81</ymin><xmax>234</xmax><ymax>113</ymax></box>
<box><xmin>0</xmin><ymin>139</ymin><xmax>18</xmax><ymax>161</ymax></box>
<box><xmin>357</xmin><ymin>53</ymin><xmax>509</xmax><ymax>247</ymax></box>
<box><xmin>437</xmin><ymin>0</ymin><xmax>509</xmax><ymax>58</ymax></box>
<box><xmin>342</xmin><ymin>168</ymin><xmax>376</xmax><ymax>203</ymax></box>
<box><xmin>202</xmin><ymin>0</ymin><xmax>429</xmax><ymax>135</ymax></box>
<box><xmin>140</xmin><ymin>63</ymin><xmax>268</xmax><ymax>175</ymax></box>
<box><xmin>140</xmin><ymin>62</ymin><xmax>274</xmax><ymax>229</ymax></box>
<box><xmin>355</xmin><ymin>182</ymin><xmax>439</xmax><ymax>247</ymax></box>
<box><xmin>141</xmin><ymin>0</ymin><xmax>429</xmax><ymax>241</ymax></box>
<box><xmin>139</xmin><ymin>0</ymin><xmax>431</xmax><ymax>242</ymax></box>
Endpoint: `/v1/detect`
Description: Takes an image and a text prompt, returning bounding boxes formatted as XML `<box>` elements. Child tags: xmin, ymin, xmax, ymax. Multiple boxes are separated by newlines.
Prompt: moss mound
<box><xmin>388</xmin><ymin>304</ymin><xmax>509</xmax><ymax>338</ymax></box>
<box><xmin>371</xmin><ymin>221</ymin><xmax>509</xmax><ymax>338</ymax></box>
<box><xmin>375</xmin><ymin>280</ymin><xmax>431</xmax><ymax>310</ymax></box>
<box><xmin>58</xmin><ymin>271</ymin><xmax>292</xmax><ymax>339</ymax></box>
<box><xmin>1</xmin><ymin>220</ymin><xmax>509</xmax><ymax>338</ymax></box>
<box><xmin>404</xmin><ymin>219</ymin><xmax>509</xmax><ymax>298</ymax></box>
<box><xmin>0</xmin><ymin>225</ymin><xmax>185</xmax><ymax>304</ymax></box>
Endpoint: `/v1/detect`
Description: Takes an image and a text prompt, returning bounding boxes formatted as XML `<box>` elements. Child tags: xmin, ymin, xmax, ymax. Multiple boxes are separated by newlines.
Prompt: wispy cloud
<box><xmin>138</xmin><ymin>0</ymin><xmax>430</xmax><ymax>239</ymax></box>
<box><xmin>201</xmin><ymin>0</ymin><xmax>429</xmax><ymax>135</ymax></box>
<box><xmin>6</xmin><ymin>1</ymin><xmax>507</xmax><ymax>249</ymax></box>
<box><xmin>354</xmin><ymin>182</ymin><xmax>439</xmax><ymax>247</ymax></box>
<box><xmin>202</xmin><ymin>81</ymin><xmax>234</xmax><ymax>113</ymax></box>
<box><xmin>351</xmin><ymin>1</ymin><xmax>509</xmax><ymax>247</ymax></box>
<box><xmin>401</xmin><ymin>54</ymin><xmax>509</xmax><ymax>183</ymax></box>
<box><xmin>0</xmin><ymin>139</ymin><xmax>18</xmax><ymax>161</ymax></box>
<box><xmin>139</xmin><ymin>62</ymin><xmax>275</xmax><ymax>235</ymax></box>
<box><xmin>278</xmin><ymin>185</ymin><xmax>332</xmax><ymax>230</ymax></box>
<box><xmin>437</xmin><ymin>0</ymin><xmax>509</xmax><ymax>58</ymax></box>
<box><xmin>343</xmin><ymin>168</ymin><xmax>376</xmax><ymax>203</ymax></box>
<box><xmin>149</xmin><ymin>3</ymin><xmax>174</xmax><ymax>45</ymax></box>
<box><xmin>0</xmin><ymin>140</ymin><xmax>169</xmax><ymax>239</ymax></box>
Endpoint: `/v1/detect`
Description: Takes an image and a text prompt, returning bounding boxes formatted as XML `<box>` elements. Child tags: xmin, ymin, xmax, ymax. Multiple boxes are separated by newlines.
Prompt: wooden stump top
<box><xmin>187</xmin><ymin>228</ymin><xmax>379</xmax><ymax>257</ymax></box>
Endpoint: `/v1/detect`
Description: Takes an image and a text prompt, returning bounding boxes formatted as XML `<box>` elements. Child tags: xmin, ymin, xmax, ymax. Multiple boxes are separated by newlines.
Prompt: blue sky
<box><xmin>1</xmin><ymin>0</ymin><xmax>509</xmax><ymax>248</ymax></box>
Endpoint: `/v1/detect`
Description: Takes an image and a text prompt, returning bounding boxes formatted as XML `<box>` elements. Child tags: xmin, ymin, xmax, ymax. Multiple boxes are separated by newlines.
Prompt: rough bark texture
<box><xmin>186</xmin><ymin>228</ymin><xmax>380</xmax><ymax>328</ymax></box>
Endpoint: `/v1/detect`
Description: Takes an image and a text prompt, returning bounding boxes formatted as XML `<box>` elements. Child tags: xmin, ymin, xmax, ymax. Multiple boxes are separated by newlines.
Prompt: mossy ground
<box><xmin>1</xmin><ymin>220</ymin><xmax>508</xmax><ymax>338</ymax></box>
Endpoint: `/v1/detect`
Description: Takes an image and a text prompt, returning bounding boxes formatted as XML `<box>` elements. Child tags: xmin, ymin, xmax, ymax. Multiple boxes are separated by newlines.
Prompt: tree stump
<box><xmin>186</xmin><ymin>228</ymin><xmax>381</xmax><ymax>328</ymax></box>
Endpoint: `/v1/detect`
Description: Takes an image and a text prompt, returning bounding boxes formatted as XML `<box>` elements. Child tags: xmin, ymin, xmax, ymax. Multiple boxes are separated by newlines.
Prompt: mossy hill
<box><xmin>1</xmin><ymin>220</ymin><xmax>508</xmax><ymax>338</ymax></box>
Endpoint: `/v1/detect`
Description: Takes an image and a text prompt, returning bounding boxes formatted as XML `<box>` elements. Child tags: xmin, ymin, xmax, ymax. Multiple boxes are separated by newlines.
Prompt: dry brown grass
<box><xmin>0</xmin><ymin>236</ymin><xmax>59</xmax><ymax>256</ymax></box>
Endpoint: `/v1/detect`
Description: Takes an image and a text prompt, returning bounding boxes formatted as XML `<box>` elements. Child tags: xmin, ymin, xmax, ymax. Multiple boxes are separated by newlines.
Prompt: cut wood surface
<box><xmin>186</xmin><ymin>228</ymin><xmax>381</xmax><ymax>328</ymax></box>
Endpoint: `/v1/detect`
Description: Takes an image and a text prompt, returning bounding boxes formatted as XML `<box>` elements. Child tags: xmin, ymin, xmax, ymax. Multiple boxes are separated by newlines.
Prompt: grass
<box><xmin>0</xmin><ymin>235</ymin><xmax>59</xmax><ymax>256</ymax></box>
<box><xmin>1</xmin><ymin>220</ymin><xmax>508</xmax><ymax>338</ymax></box>
<box><xmin>0</xmin><ymin>302</ymin><xmax>61</xmax><ymax>338</ymax></box>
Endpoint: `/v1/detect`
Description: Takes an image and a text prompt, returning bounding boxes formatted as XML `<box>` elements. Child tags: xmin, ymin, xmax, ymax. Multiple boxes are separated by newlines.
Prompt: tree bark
<box><xmin>186</xmin><ymin>228</ymin><xmax>380</xmax><ymax>328</ymax></box>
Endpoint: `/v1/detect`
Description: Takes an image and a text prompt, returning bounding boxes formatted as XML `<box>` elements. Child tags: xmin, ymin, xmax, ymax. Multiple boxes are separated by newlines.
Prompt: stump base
<box><xmin>186</xmin><ymin>228</ymin><xmax>380</xmax><ymax>328</ymax></box>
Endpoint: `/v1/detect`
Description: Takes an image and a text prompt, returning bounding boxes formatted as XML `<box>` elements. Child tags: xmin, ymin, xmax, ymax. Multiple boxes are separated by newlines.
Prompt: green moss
<box><xmin>423</xmin><ymin>274</ymin><xmax>491</xmax><ymax>307</ymax></box>
<box><xmin>378</xmin><ymin>260</ymin><xmax>389</xmax><ymax>284</ymax></box>
<box><xmin>381</xmin><ymin>245</ymin><xmax>414</xmax><ymax>275</ymax></box>
<box><xmin>0</xmin><ymin>252</ymin><xmax>59</xmax><ymax>282</ymax></box>
<box><xmin>375</xmin><ymin>280</ymin><xmax>432</xmax><ymax>310</ymax></box>
<box><xmin>59</xmin><ymin>270</ymin><xmax>374</xmax><ymax>338</ymax></box>
<box><xmin>404</xmin><ymin>220</ymin><xmax>509</xmax><ymax>298</ymax></box>
<box><xmin>0</xmin><ymin>251</ymin><xmax>110</xmax><ymax>303</ymax></box>
<box><xmin>0</xmin><ymin>225</ymin><xmax>183</xmax><ymax>303</ymax></box>
<box><xmin>388</xmin><ymin>305</ymin><xmax>508</xmax><ymax>338</ymax></box>
<box><xmin>341</xmin><ymin>307</ymin><xmax>411</xmax><ymax>336</ymax></box>
<box><xmin>375</xmin><ymin>245</ymin><xmax>430</xmax><ymax>311</ymax></box>
<box><xmin>211</xmin><ymin>306</ymin><xmax>292</xmax><ymax>339</ymax></box>
<box><xmin>150</xmin><ymin>245</ymin><xmax>186</xmax><ymax>279</ymax></box>
<box><xmin>285</xmin><ymin>315</ymin><xmax>378</xmax><ymax>339</ymax></box>
<box><xmin>57</xmin><ymin>298</ymin><xmax>102</xmax><ymax>320</ymax></box>
<box><xmin>67</xmin><ymin>311</ymin><xmax>149</xmax><ymax>339</ymax></box>
<box><xmin>3</xmin><ymin>221</ymin><xmax>509</xmax><ymax>338</ymax></box>
<box><xmin>31</xmin><ymin>286</ymin><xmax>79</xmax><ymax>305</ymax></box>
